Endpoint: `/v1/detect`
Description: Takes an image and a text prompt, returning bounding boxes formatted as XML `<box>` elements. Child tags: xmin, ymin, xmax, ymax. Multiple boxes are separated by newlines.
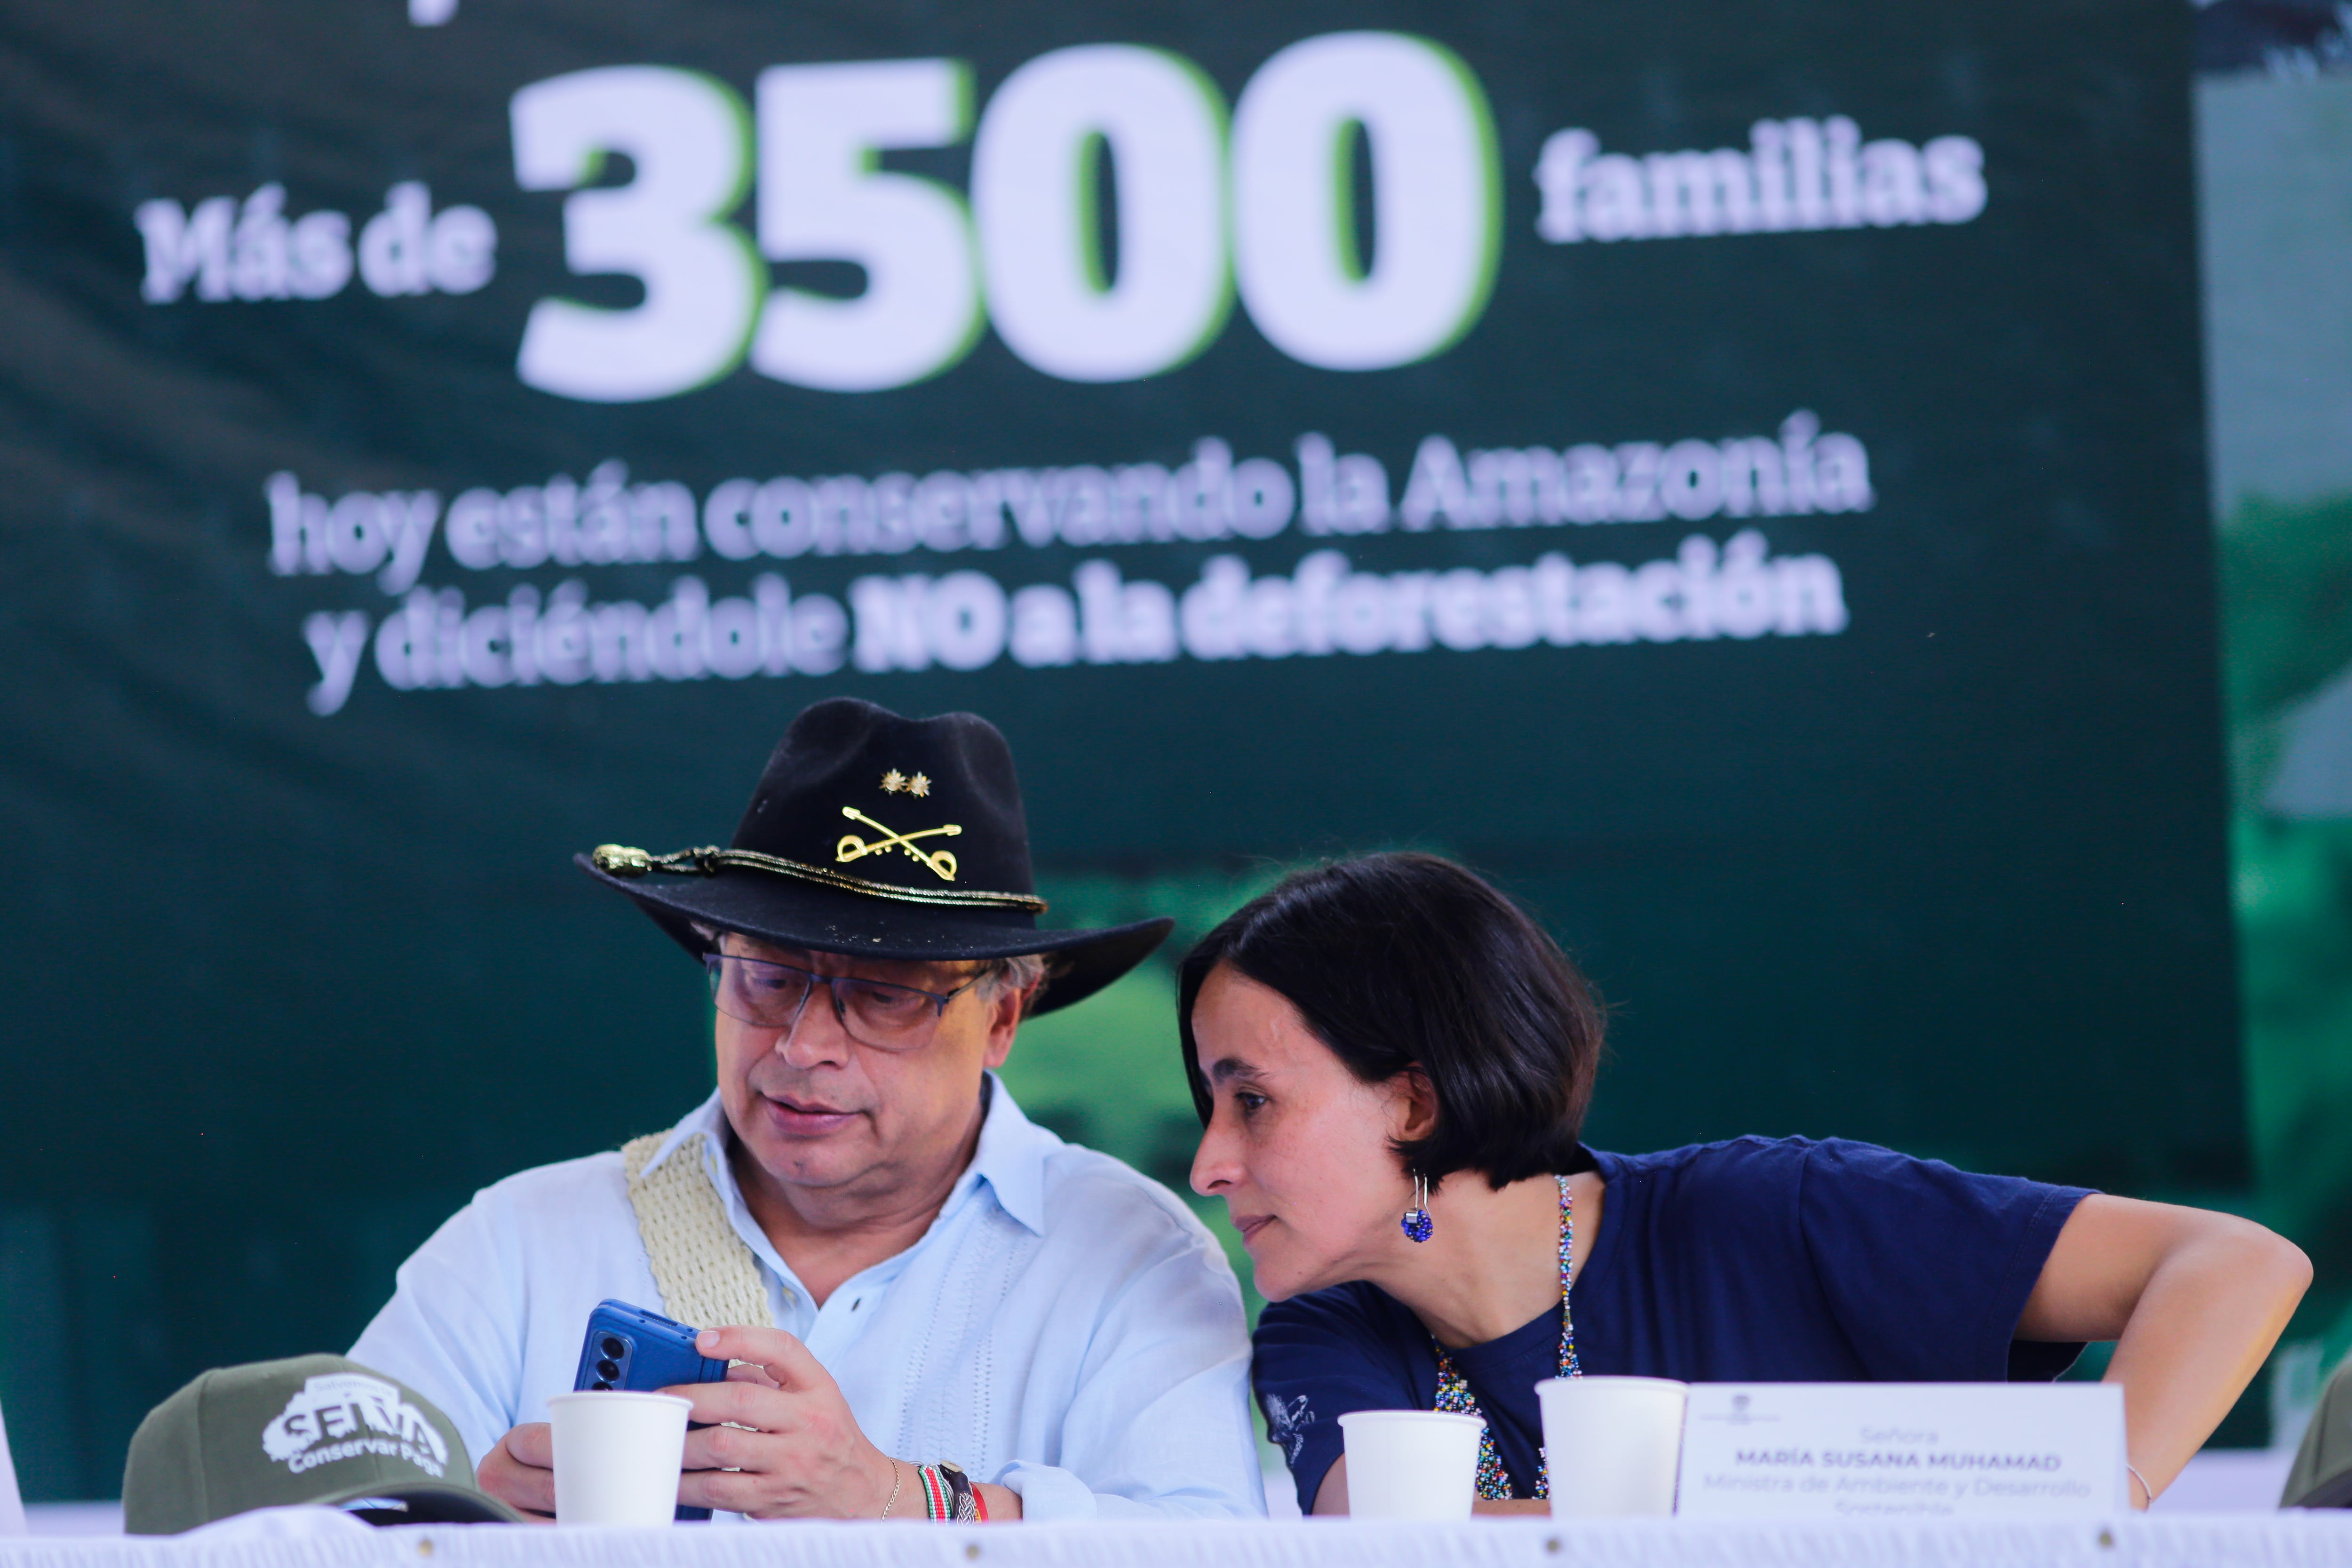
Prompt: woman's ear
<box><xmin>1390</xmin><ymin>1067</ymin><xmax>1440</xmax><ymax>1143</ymax></box>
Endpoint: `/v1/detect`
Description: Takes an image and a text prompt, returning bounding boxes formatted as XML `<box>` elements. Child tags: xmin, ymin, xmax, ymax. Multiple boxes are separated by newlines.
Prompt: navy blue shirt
<box><xmin>1252</xmin><ymin>1137</ymin><xmax>2092</xmax><ymax>1512</ymax></box>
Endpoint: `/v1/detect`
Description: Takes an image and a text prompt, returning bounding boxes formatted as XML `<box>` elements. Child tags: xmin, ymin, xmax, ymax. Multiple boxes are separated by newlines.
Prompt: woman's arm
<box><xmin>2016</xmin><ymin>1194</ymin><xmax>2309</xmax><ymax>1506</ymax></box>
<box><xmin>1312</xmin><ymin>1456</ymin><xmax>1346</xmax><ymax>1515</ymax></box>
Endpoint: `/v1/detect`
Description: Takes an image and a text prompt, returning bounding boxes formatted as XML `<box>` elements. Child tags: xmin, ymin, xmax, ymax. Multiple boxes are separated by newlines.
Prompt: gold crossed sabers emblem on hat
<box><xmin>836</xmin><ymin>806</ymin><xmax>963</xmax><ymax>883</ymax></box>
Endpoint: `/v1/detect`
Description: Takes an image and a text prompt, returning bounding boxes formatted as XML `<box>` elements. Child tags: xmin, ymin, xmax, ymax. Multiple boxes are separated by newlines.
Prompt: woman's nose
<box><xmin>1190</xmin><ymin>1109</ymin><xmax>1240</xmax><ymax>1197</ymax></box>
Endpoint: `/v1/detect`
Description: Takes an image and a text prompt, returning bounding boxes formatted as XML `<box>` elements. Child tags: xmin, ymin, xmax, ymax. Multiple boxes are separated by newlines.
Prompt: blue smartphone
<box><xmin>574</xmin><ymin>1298</ymin><xmax>731</xmax><ymax>1521</ymax></box>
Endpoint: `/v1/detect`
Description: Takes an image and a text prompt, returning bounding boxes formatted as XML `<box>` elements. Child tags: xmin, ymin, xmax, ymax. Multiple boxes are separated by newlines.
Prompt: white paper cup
<box><xmin>547</xmin><ymin>1390</ymin><xmax>694</xmax><ymax>1527</ymax></box>
<box><xmin>1337</xmin><ymin>1409</ymin><xmax>1486</xmax><ymax>1519</ymax></box>
<box><xmin>1537</xmin><ymin>1376</ymin><xmax>1688</xmax><ymax>1517</ymax></box>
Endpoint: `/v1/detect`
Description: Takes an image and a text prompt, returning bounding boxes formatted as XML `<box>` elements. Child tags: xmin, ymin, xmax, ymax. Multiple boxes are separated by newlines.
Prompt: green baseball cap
<box><xmin>123</xmin><ymin>1354</ymin><xmax>527</xmax><ymax>1533</ymax></box>
<box><xmin>2285</xmin><ymin>1354</ymin><xmax>2352</xmax><ymax>1509</ymax></box>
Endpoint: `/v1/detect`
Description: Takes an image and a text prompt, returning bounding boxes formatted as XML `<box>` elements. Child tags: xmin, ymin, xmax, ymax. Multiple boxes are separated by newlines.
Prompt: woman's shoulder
<box><xmin>1594</xmin><ymin>1135</ymin><xmax>1917</xmax><ymax>1224</ymax></box>
<box><xmin>1595</xmin><ymin>1135</ymin><xmax>2076</xmax><ymax>1235</ymax></box>
<box><xmin>1601</xmin><ymin>1134</ymin><xmax>2059</xmax><ymax>1187</ymax></box>
<box><xmin>1597</xmin><ymin>1133</ymin><xmax>1842</xmax><ymax>1185</ymax></box>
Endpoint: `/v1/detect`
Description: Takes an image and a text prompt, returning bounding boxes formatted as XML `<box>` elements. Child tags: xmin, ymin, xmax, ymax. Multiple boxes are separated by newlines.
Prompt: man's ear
<box><xmin>979</xmin><ymin>980</ymin><xmax>1031</xmax><ymax>1070</ymax></box>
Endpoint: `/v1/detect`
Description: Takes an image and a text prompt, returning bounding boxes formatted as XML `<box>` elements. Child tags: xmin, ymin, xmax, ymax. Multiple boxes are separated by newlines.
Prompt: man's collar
<box><xmin>966</xmin><ymin>1071</ymin><xmax>1049</xmax><ymax>1235</ymax></box>
<box><xmin>644</xmin><ymin>1075</ymin><xmax>1053</xmax><ymax>1237</ymax></box>
<box><xmin>637</xmin><ymin>1092</ymin><xmax>730</xmax><ymax>1181</ymax></box>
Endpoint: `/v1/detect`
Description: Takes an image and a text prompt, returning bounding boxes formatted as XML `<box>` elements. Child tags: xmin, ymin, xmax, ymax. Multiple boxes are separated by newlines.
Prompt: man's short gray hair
<box><xmin>978</xmin><ymin>951</ymin><xmax>1052</xmax><ymax>1009</ymax></box>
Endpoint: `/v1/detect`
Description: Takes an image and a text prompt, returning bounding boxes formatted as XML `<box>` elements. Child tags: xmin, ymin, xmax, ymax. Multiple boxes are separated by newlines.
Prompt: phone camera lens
<box><xmin>596</xmin><ymin>1358</ymin><xmax>620</xmax><ymax>1381</ymax></box>
<box><xmin>591</xmin><ymin>1379</ymin><xmax>612</xmax><ymax>1391</ymax></box>
<box><xmin>600</xmin><ymin>1336</ymin><xmax>628</xmax><ymax>1360</ymax></box>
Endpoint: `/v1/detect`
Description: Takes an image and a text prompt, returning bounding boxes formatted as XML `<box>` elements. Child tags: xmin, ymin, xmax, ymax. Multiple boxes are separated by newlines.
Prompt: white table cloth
<box><xmin>3</xmin><ymin>1516</ymin><xmax>2351</xmax><ymax>1568</ymax></box>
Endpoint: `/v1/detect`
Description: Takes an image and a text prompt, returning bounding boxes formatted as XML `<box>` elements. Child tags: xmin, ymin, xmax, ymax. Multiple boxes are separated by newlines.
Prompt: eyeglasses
<box><xmin>703</xmin><ymin>951</ymin><xmax>979</xmax><ymax>1051</ymax></box>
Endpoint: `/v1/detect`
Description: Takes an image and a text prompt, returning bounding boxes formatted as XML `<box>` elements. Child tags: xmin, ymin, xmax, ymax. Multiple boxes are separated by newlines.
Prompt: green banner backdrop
<box><xmin>0</xmin><ymin>0</ymin><xmax>2230</xmax><ymax>1499</ymax></box>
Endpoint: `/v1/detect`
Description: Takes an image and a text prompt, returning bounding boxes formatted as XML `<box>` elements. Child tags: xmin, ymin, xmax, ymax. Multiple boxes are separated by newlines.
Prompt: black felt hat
<box><xmin>578</xmin><ymin>699</ymin><xmax>1170</xmax><ymax>1015</ymax></box>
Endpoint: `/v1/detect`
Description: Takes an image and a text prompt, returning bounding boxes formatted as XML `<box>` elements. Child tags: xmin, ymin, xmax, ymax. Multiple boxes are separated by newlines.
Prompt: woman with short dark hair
<box><xmin>1181</xmin><ymin>853</ymin><xmax>2310</xmax><ymax>1517</ymax></box>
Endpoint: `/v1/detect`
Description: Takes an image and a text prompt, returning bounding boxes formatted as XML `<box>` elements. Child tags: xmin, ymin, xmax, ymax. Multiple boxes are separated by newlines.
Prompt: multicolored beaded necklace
<box><xmin>1429</xmin><ymin>1174</ymin><xmax>1580</xmax><ymax>1500</ymax></box>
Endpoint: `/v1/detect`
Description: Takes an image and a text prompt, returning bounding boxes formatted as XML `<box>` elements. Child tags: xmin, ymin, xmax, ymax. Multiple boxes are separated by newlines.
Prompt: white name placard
<box><xmin>1676</xmin><ymin>1383</ymin><xmax>2126</xmax><ymax>1520</ymax></box>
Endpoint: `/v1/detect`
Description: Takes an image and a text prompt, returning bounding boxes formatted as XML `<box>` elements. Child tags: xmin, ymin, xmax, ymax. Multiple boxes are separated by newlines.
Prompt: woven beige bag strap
<box><xmin>621</xmin><ymin>1130</ymin><xmax>774</xmax><ymax>1331</ymax></box>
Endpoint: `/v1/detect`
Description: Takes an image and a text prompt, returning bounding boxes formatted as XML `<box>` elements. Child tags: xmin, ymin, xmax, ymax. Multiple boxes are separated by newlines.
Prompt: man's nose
<box><xmin>773</xmin><ymin>983</ymin><xmax>854</xmax><ymax>1068</ymax></box>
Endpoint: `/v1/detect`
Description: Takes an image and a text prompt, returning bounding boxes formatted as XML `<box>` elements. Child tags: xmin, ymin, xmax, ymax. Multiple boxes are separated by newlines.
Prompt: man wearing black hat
<box><xmin>351</xmin><ymin>699</ymin><xmax>1263</xmax><ymax>1521</ymax></box>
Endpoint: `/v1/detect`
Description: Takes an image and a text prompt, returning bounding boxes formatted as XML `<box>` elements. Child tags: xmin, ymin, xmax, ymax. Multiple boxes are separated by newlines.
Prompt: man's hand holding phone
<box><xmin>478</xmin><ymin>1325</ymin><xmax>912</xmax><ymax>1520</ymax></box>
<box><xmin>667</xmin><ymin>1325</ymin><xmax>901</xmax><ymax>1518</ymax></box>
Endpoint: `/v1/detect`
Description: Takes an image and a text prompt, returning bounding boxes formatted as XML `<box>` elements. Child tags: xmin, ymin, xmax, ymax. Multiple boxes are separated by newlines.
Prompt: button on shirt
<box><xmin>351</xmin><ymin>1077</ymin><xmax>1265</xmax><ymax>1520</ymax></box>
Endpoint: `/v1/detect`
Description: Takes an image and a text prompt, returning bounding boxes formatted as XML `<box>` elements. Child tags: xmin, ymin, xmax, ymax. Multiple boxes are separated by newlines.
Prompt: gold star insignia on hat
<box><xmin>909</xmin><ymin>772</ymin><xmax>931</xmax><ymax>797</ymax></box>
<box><xmin>881</xmin><ymin>769</ymin><xmax>906</xmax><ymax>793</ymax></box>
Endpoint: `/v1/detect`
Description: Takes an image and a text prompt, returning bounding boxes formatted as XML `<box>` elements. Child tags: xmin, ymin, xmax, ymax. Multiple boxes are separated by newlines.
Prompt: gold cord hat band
<box><xmin>590</xmin><ymin>843</ymin><xmax>1049</xmax><ymax>914</ymax></box>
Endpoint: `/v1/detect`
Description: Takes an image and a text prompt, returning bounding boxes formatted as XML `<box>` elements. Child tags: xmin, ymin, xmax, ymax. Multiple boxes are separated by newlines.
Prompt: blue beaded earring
<box><xmin>1402</xmin><ymin>1173</ymin><xmax>1433</xmax><ymax>1242</ymax></box>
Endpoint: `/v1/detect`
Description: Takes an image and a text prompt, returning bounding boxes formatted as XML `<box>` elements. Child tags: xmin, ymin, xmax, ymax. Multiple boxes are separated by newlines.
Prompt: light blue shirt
<box><xmin>350</xmin><ymin>1076</ymin><xmax>1265</xmax><ymax>1520</ymax></box>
